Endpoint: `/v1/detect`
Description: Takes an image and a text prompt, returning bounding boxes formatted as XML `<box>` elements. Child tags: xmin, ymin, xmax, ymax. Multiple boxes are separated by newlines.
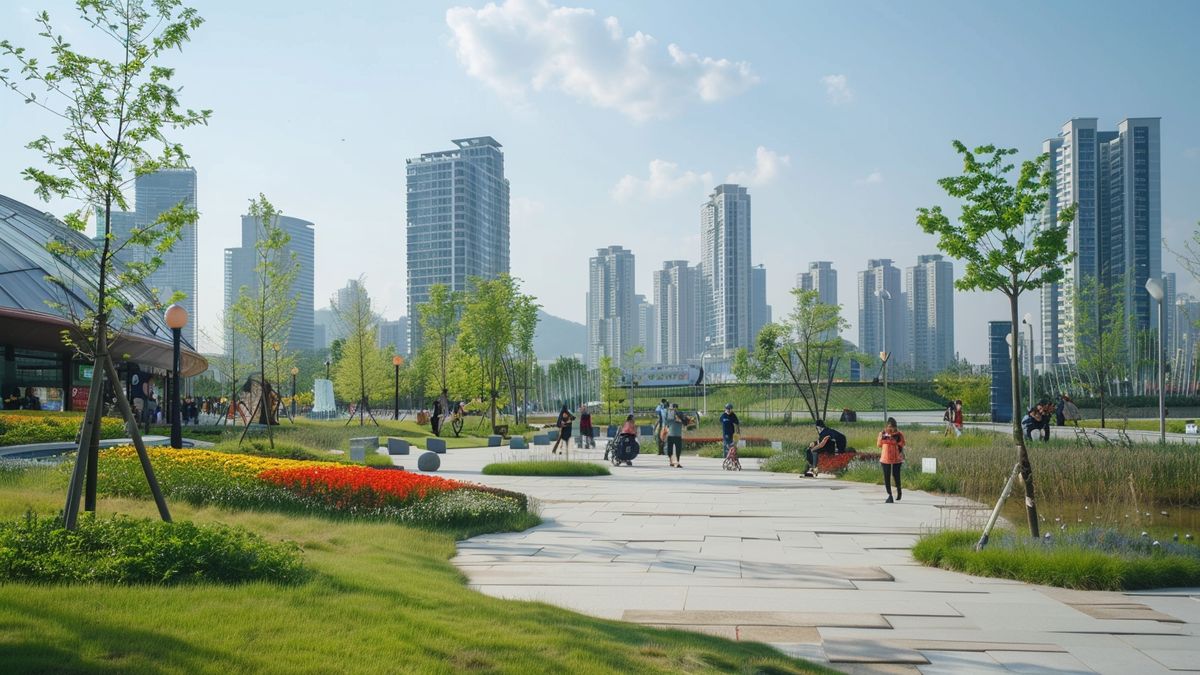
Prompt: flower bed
<box><xmin>0</xmin><ymin>413</ymin><xmax>126</xmax><ymax>446</ymax></box>
<box><xmin>97</xmin><ymin>446</ymin><xmax>531</xmax><ymax>529</ymax></box>
<box><xmin>818</xmin><ymin>451</ymin><xmax>879</xmax><ymax>473</ymax></box>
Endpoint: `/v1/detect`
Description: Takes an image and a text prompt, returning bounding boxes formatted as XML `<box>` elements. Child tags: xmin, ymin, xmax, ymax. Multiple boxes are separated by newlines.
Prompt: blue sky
<box><xmin>2</xmin><ymin>0</ymin><xmax>1199</xmax><ymax>362</ymax></box>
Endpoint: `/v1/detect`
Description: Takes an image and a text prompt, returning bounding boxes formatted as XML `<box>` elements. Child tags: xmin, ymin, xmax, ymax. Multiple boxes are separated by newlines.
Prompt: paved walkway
<box><xmin>412</xmin><ymin>443</ymin><xmax>1200</xmax><ymax>674</ymax></box>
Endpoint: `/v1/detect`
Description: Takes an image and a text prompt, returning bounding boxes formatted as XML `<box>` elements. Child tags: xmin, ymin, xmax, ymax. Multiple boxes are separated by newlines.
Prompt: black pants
<box><xmin>665</xmin><ymin>435</ymin><xmax>682</xmax><ymax>459</ymax></box>
<box><xmin>1041</xmin><ymin>423</ymin><xmax>1051</xmax><ymax>442</ymax></box>
<box><xmin>431</xmin><ymin>415</ymin><xmax>441</xmax><ymax>436</ymax></box>
<box><xmin>882</xmin><ymin>462</ymin><xmax>902</xmax><ymax>496</ymax></box>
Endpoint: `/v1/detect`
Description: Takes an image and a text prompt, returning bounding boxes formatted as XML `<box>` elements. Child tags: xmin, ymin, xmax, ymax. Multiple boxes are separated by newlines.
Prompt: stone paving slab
<box><xmin>431</xmin><ymin>445</ymin><xmax>1200</xmax><ymax>673</ymax></box>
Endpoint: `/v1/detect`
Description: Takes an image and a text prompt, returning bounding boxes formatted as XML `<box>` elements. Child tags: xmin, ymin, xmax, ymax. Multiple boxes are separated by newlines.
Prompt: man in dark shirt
<box><xmin>719</xmin><ymin>403</ymin><xmax>740</xmax><ymax>458</ymax></box>
<box><xmin>806</xmin><ymin>419</ymin><xmax>847</xmax><ymax>477</ymax></box>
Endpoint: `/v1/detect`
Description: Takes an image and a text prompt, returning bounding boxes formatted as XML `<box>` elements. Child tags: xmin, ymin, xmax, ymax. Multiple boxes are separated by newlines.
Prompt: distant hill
<box><xmin>534</xmin><ymin>310</ymin><xmax>585</xmax><ymax>361</ymax></box>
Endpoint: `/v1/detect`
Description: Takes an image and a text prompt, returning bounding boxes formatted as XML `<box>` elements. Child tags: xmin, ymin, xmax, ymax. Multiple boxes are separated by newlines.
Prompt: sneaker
<box><xmin>803</xmin><ymin>471</ymin><xmax>814</xmax><ymax>478</ymax></box>
<box><xmin>885</xmin><ymin>496</ymin><xmax>894</xmax><ymax>504</ymax></box>
<box><xmin>675</xmin><ymin>463</ymin><xmax>683</xmax><ymax>468</ymax></box>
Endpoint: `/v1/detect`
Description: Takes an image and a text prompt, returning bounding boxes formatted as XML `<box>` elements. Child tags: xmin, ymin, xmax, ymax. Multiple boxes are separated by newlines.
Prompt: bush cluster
<box><xmin>0</xmin><ymin>512</ymin><xmax>308</xmax><ymax>585</ymax></box>
<box><xmin>481</xmin><ymin>460</ymin><xmax>611</xmax><ymax>477</ymax></box>
<box><xmin>0</xmin><ymin>414</ymin><xmax>126</xmax><ymax>446</ymax></box>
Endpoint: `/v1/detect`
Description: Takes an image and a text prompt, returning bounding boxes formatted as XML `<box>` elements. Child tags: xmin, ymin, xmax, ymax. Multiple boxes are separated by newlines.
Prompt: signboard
<box><xmin>71</xmin><ymin>386</ymin><xmax>91</xmax><ymax>411</ymax></box>
<box><xmin>77</xmin><ymin>364</ymin><xmax>94</xmax><ymax>381</ymax></box>
<box><xmin>619</xmin><ymin>365</ymin><xmax>703</xmax><ymax>387</ymax></box>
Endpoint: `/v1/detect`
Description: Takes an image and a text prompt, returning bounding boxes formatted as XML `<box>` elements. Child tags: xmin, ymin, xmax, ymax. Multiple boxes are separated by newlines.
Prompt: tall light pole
<box><xmin>392</xmin><ymin>355</ymin><xmax>403</xmax><ymax>420</ymax></box>
<box><xmin>271</xmin><ymin>342</ymin><xmax>281</xmax><ymax>423</ymax></box>
<box><xmin>290</xmin><ymin>366</ymin><xmax>299</xmax><ymax>420</ymax></box>
<box><xmin>1146</xmin><ymin>278</ymin><xmax>1166</xmax><ymax>443</ymax></box>
<box><xmin>877</xmin><ymin>288</ymin><xmax>891</xmax><ymax>421</ymax></box>
<box><xmin>1022</xmin><ymin>312</ymin><xmax>1035</xmax><ymax>405</ymax></box>
<box><xmin>164</xmin><ymin>303</ymin><xmax>188</xmax><ymax>449</ymax></box>
<box><xmin>324</xmin><ymin>359</ymin><xmax>331</xmax><ymax>380</ymax></box>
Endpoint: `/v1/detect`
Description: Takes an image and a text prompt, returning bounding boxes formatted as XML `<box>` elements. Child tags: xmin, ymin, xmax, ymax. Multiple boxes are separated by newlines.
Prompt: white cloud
<box><xmin>820</xmin><ymin>73</ymin><xmax>853</xmax><ymax>104</ymax></box>
<box><xmin>611</xmin><ymin>159</ymin><xmax>712</xmax><ymax>202</ymax></box>
<box><xmin>856</xmin><ymin>170</ymin><xmax>884</xmax><ymax>185</ymax></box>
<box><xmin>446</xmin><ymin>0</ymin><xmax>758</xmax><ymax>120</ymax></box>
<box><xmin>725</xmin><ymin>146</ymin><xmax>790</xmax><ymax>186</ymax></box>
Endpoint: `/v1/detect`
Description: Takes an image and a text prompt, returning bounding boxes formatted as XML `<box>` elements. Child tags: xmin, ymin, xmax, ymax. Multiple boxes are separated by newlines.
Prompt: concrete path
<box><xmin>416</xmin><ymin>442</ymin><xmax>1200</xmax><ymax>674</ymax></box>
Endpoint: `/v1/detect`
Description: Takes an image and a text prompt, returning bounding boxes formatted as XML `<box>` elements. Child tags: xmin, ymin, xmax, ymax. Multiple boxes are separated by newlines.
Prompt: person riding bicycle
<box><xmin>719</xmin><ymin>403</ymin><xmax>740</xmax><ymax>458</ymax></box>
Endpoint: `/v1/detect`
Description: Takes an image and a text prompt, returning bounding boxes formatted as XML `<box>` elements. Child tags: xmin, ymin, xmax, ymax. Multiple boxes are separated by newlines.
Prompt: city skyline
<box><xmin>3</xmin><ymin>1</ymin><xmax>1200</xmax><ymax>363</ymax></box>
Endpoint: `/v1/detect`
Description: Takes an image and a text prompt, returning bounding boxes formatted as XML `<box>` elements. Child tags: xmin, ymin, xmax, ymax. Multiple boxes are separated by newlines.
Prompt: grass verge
<box><xmin>838</xmin><ymin>459</ymin><xmax>961</xmax><ymax>494</ymax></box>
<box><xmin>0</xmin><ymin>467</ymin><xmax>825</xmax><ymax>674</ymax></box>
<box><xmin>694</xmin><ymin>443</ymin><xmax>776</xmax><ymax>459</ymax></box>
<box><xmin>482</xmin><ymin>460</ymin><xmax>611</xmax><ymax>476</ymax></box>
<box><xmin>913</xmin><ymin>529</ymin><xmax>1200</xmax><ymax>591</ymax></box>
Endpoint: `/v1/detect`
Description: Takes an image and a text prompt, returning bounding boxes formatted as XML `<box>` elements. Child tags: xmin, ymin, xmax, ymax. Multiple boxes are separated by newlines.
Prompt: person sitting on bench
<box><xmin>805</xmin><ymin>419</ymin><xmax>847</xmax><ymax>477</ymax></box>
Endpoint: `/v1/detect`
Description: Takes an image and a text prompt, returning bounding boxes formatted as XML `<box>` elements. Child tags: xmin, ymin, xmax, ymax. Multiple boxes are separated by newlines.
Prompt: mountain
<box><xmin>534</xmin><ymin>309</ymin><xmax>585</xmax><ymax>362</ymax></box>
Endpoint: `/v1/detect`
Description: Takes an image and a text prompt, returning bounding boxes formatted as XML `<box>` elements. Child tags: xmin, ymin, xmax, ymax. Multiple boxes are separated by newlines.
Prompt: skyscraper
<box><xmin>223</xmin><ymin>212</ymin><xmax>315</xmax><ymax>354</ymax></box>
<box><xmin>701</xmin><ymin>184</ymin><xmax>752</xmax><ymax>357</ymax></box>
<box><xmin>378</xmin><ymin>318</ymin><xmax>409</xmax><ymax>355</ymax></box>
<box><xmin>803</xmin><ymin>261</ymin><xmax>838</xmax><ymax>307</ymax></box>
<box><xmin>1040</xmin><ymin>118</ymin><xmax>1162</xmax><ymax>367</ymax></box>
<box><xmin>406</xmin><ymin>137</ymin><xmax>510</xmax><ymax>352</ymax></box>
<box><xmin>635</xmin><ymin>295</ymin><xmax>658</xmax><ymax>365</ymax></box>
<box><xmin>586</xmin><ymin>246</ymin><xmax>636</xmax><ymax>369</ymax></box>
<box><xmin>750</xmin><ymin>264</ymin><xmax>771</xmax><ymax>345</ymax></box>
<box><xmin>654</xmin><ymin>260</ymin><xmax>703</xmax><ymax>365</ymax></box>
<box><xmin>858</xmin><ymin>258</ymin><xmax>905</xmax><ymax>373</ymax></box>
<box><xmin>100</xmin><ymin>168</ymin><xmax>198</xmax><ymax>345</ymax></box>
<box><xmin>905</xmin><ymin>254</ymin><xmax>955</xmax><ymax>375</ymax></box>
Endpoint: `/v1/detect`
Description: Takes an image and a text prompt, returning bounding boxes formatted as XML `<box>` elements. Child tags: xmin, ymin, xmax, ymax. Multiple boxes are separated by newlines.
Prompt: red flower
<box><xmin>258</xmin><ymin>465</ymin><xmax>473</xmax><ymax>509</ymax></box>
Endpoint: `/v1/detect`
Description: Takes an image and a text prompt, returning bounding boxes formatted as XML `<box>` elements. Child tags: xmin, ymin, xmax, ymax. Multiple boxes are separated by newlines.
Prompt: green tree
<box><xmin>754</xmin><ymin>289</ymin><xmax>851</xmax><ymax>423</ymax></box>
<box><xmin>1072</xmin><ymin>276</ymin><xmax>1128</xmax><ymax>428</ymax></box>
<box><xmin>502</xmin><ymin>290</ymin><xmax>540</xmax><ymax>425</ymax></box>
<box><xmin>417</xmin><ymin>284</ymin><xmax>462</xmax><ymax>396</ymax></box>
<box><xmin>232</xmin><ymin>195</ymin><xmax>298</xmax><ymax>446</ymax></box>
<box><xmin>917</xmin><ymin>141</ymin><xmax>1077</xmax><ymax>538</ymax></box>
<box><xmin>1</xmin><ymin>0</ymin><xmax>209</xmax><ymax>527</ymax></box>
<box><xmin>458</xmin><ymin>275</ymin><xmax>526</xmax><ymax>429</ymax></box>
<box><xmin>933</xmin><ymin>359</ymin><xmax>990</xmax><ymax>416</ymax></box>
<box><xmin>332</xmin><ymin>276</ymin><xmax>389</xmax><ymax>425</ymax></box>
<box><xmin>598</xmin><ymin>355</ymin><xmax>620</xmax><ymax>424</ymax></box>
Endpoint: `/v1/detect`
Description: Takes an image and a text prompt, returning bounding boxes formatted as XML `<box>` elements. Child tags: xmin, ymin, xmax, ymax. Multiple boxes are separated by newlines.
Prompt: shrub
<box><xmin>694</xmin><ymin>443</ymin><xmax>776</xmax><ymax>459</ymax></box>
<box><xmin>913</xmin><ymin>529</ymin><xmax>1200</xmax><ymax>591</ymax></box>
<box><xmin>682</xmin><ymin>436</ymin><xmax>770</xmax><ymax>448</ymax></box>
<box><xmin>839</xmin><ymin>458</ymin><xmax>960</xmax><ymax>493</ymax></box>
<box><xmin>0</xmin><ymin>512</ymin><xmax>308</xmax><ymax>585</ymax></box>
<box><xmin>0</xmin><ymin>414</ymin><xmax>126</xmax><ymax>446</ymax></box>
<box><xmin>481</xmin><ymin>461</ymin><xmax>611</xmax><ymax>477</ymax></box>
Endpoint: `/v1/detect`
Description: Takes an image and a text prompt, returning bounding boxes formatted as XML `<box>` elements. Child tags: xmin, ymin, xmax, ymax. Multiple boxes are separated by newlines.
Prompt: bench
<box><xmin>547</xmin><ymin>429</ymin><xmax>559</xmax><ymax>442</ymax></box>
<box><xmin>425</xmin><ymin>437</ymin><xmax>447</xmax><ymax>454</ymax></box>
<box><xmin>387</xmin><ymin>438</ymin><xmax>411</xmax><ymax>455</ymax></box>
<box><xmin>638</xmin><ymin>425</ymin><xmax>653</xmax><ymax>437</ymax></box>
<box><xmin>349</xmin><ymin>436</ymin><xmax>376</xmax><ymax>462</ymax></box>
<box><xmin>532</xmin><ymin>434</ymin><xmax>549</xmax><ymax>446</ymax></box>
<box><xmin>509</xmin><ymin>436</ymin><xmax>529</xmax><ymax>449</ymax></box>
<box><xmin>606</xmin><ymin>425</ymin><xmax>617</xmax><ymax>438</ymax></box>
<box><xmin>487</xmin><ymin>435</ymin><xmax>502</xmax><ymax>447</ymax></box>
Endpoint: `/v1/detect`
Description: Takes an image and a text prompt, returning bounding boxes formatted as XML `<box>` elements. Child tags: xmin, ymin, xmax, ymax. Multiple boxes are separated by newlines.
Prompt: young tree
<box><xmin>623</xmin><ymin>345</ymin><xmax>645</xmax><ymax>415</ymax></box>
<box><xmin>502</xmin><ymin>291</ymin><xmax>540</xmax><ymax>426</ymax></box>
<box><xmin>598</xmin><ymin>355</ymin><xmax>620</xmax><ymax>424</ymax></box>
<box><xmin>917</xmin><ymin>141</ymin><xmax>1076</xmax><ymax>538</ymax></box>
<box><xmin>547</xmin><ymin>355</ymin><xmax>587</xmax><ymax>407</ymax></box>
<box><xmin>232</xmin><ymin>195</ymin><xmax>298</xmax><ymax>446</ymax></box>
<box><xmin>1</xmin><ymin>0</ymin><xmax>210</xmax><ymax>527</ymax></box>
<box><xmin>753</xmin><ymin>289</ymin><xmax>851</xmax><ymax>424</ymax></box>
<box><xmin>200</xmin><ymin>309</ymin><xmax>245</xmax><ymax>425</ymax></box>
<box><xmin>458</xmin><ymin>275</ymin><xmax>520</xmax><ymax>429</ymax></box>
<box><xmin>417</xmin><ymin>284</ymin><xmax>462</xmax><ymax>396</ymax></box>
<box><xmin>332</xmin><ymin>276</ymin><xmax>389</xmax><ymax>426</ymax></box>
<box><xmin>1072</xmin><ymin>276</ymin><xmax>1128</xmax><ymax>428</ymax></box>
<box><xmin>933</xmin><ymin>359</ymin><xmax>990</xmax><ymax>416</ymax></box>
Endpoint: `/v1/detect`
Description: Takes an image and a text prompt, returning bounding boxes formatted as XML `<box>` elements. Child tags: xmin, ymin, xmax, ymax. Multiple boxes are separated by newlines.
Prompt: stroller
<box><xmin>722</xmin><ymin>434</ymin><xmax>741</xmax><ymax>471</ymax></box>
<box><xmin>606</xmin><ymin>433</ymin><xmax>640</xmax><ymax>466</ymax></box>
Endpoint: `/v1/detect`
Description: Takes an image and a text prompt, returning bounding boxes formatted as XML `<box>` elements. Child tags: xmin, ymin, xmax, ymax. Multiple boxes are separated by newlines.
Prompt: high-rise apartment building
<box><xmin>99</xmin><ymin>168</ymin><xmax>198</xmax><ymax>345</ymax></box>
<box><xmin>795</xmin><ymin>261</ymin><xmax>838</xmax><ymax>308</ymax></box>
<box><xmin>223</xmin><ymin>213</ymin><xmax>315</xmax><ymax>354</ymax></box>
<box><xmin>378</xmin><ymin>318</ymin><xmax>409</xmax><ymax>355</ymax></box>
<box><xmin>700</xmin><ymin>184</ymin><xmax>752</xmax><ymax>357</ymax></box>
<box><xmin>750</xmin><ymin>264</ymin><xmax>771</xmax><ymax>345</ymax></box>
<box><xmin>586</xmin><ymin>246</ymin><xmax>636</xmax><ymax>369</ymax></box>
<box><xmin>654</xmin><ymin>260</ymin><xmax>703</xmax><ymax>365</ymax></box>
<box><xmin>1040</xmin><ymin>118</ymin><xmax>1162</xmax><ymax>367</ymax></box>
<box><xmin>904</xmin><ymin>254</ymin><xmax>955</xmax><ymax>375</ymax></box>
<box><xmin>635</xmin><ymin>295</ymin><xmax>658</xmax><ymax>365</ymax></box>
<box><xmin>406</xmin><ymin>137</ymin><xmax>510</xmax><ymax>352</ymax></box>
<box><xmin>858</xmin><ymin>258</ymin><xmax>905</xmax><ymax>373</ymax></box>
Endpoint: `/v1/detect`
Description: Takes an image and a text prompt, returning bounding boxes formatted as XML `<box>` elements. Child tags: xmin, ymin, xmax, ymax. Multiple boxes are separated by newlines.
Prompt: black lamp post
<box><xmin>290</xmin><ymin>366</ymin><xmax>299</xmax><ymax>419</ymax></box>
<box><xmin>164</xmin><ymin>303</ymin><xmax>188</xmax><ymax>449</ymax></box>
<box><xmin>325</xmin><ymin>359</ymin><xmax>331</xmax><ymax>380</ymax></box>
<box><xmin>392</xmin><ymin>355</ymin><xmax>403</xmax><ymax>420</ymax></box>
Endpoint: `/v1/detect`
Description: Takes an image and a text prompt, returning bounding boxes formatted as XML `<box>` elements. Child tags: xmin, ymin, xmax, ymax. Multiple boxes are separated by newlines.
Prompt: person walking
<box><xmin>1061</xmin><ymin>394</ymin><xmax>1081</xmax><ymax>426</ymax></box>
<box><xmin>719</xmin><ymin>403</ymin><xmax>740</xmax><ymax>458</ymax></box>
<box><xmin>578</xmin><ymin>404</ymin><xmax>594</xmax><ymax>449</ymax></box>
<box><xmin>665</xmin><ymin>403</ymin><xmax>686</xmax><ymax>468</ymax></box>
<box><xmin>876</xmin><ymin>417</ymin><xmax>906</xmax><ymax>503</ymax></box>
<box><xmin>953</xmin><ymin>399</ymin><xmax>964</xmax><ymax>436</ymax></box>
<box><xmin>433</xmin><ymin>388</ymin><xmax>451</xmax><ymax>437</ymax></box>
<box><xmin>654</xmin><ymin>398</ymin><xmax>669</xmax><ymax>455</ymax></box>
<box><xmin>1054</xmin><ymin>394</ymin><xmax>1066</xmax><ymax>426</ymax></box>
<box><xmin>551</xmin><ymin>404</ymin><xmax>575</xmax><ymax>454</ymax></box>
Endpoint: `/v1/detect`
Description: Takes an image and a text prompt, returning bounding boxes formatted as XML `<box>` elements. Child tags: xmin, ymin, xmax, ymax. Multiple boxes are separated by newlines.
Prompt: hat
<box><xmin>724</xmin><ymin>403</ymin><xmax>733</xmax><ymax>410</ymax></box>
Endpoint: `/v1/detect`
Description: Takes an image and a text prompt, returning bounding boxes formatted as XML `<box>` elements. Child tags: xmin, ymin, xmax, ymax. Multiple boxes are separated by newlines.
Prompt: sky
<box><xmin>2</xmin><ymin>0</ymin><xmax>1199</xmax><ymax>363</ymax></box>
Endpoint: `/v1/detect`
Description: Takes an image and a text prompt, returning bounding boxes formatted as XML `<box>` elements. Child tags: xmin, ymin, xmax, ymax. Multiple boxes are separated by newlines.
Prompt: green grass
<box><xmin>0</xmin><ymin>468</ymin><xmax>825</xmax><ymax>674</ymax></box>
<box><xmin>838</xmin><ymin>460</ymin><xmax>961</xmax><ymax>494</ymax></box>
<box><xmin>482</xmin><ymin>460</ymin><xmax>611</xmax><ymax>476</ymax></box>
<box><xmin>694</xmin><ymin>443</ymin><xmax>777</xmax><ymax>459</ymax></box>
<box><xmin>913</xmin><ymin>529</ymin><xmax>1200</xmax><ymax>591</ymax></box>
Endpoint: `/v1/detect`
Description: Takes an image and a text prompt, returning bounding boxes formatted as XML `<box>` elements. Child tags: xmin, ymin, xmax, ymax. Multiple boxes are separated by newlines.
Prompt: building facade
<box><xmin>635</xmin><ymin>295</ymin><xmax>658</xmax><ymax>365</ymax></box>
<box><xmin>1040</xmin><ymin>117</ymin><xmax>1162</xmax><ymax>368</ymax></box>
<box><xmin>858</xmin><ymin>258</ymin><xmax>905</xmax><ymax>374</ymax></box>
<box><xmin>750</xmin><ymin>264</ymin><xmax>771</xmax><ymax>346</ymax></box>
<box><xmin>905</xmin><ymin>254</ymin><xmax>955</xmax><ymax>375</ymax></box>
<box><xmin>378</xmin><ymin>318</ymin><xmax>409</xmax><ymax>355</ymax></box>
<box><xmin>586</xmin><ymin>246</ymin><xmax>636</xmax><ymax>369</ymax></box>
<box><xmin>406</xmin><ymin>137</ymin><xmax>510</xmax><ymax>352</ymax></box>
<box><xmin>223</xmin><ymin>213</ymin><xmax>315</xmax><ymax>355</ymax></box>
<box><xmin>653</xmin><ymin>260</ymin><xmax>703</xmax><ymax>365</ymax></box>
<box><xmin>700</xmin><ymin>184</ymin><xmax>752</xmax><ymax>357</ymax></box>
<box><xmin>796</xmin><ymin>261</ymin><xmax>838</xmax><ymax>308</ymax></box>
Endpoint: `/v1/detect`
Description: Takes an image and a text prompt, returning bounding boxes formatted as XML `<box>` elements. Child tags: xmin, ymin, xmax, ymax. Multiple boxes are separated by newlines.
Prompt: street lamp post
<box><xmin>271</xmin><ymin>342</ymin><xmax>281</xmax><ymax>423</ymax></box>
<box><xmin>290</xmin><ymin>366</ymin><xmax>299</xmax><ymax>419</ymax></box>
<box><xmin>877</xmin><ymin>288</ymin><xmax>891</xmax><ymax>421</ymax></box>
<box><xmin>164</xmin><ymin>303</ymin><xmax>188</xmax><ymax>449</ymax></box>
<box><xmin>392</xmin><ymin>355</ymin><xmax>403</xmax><ymax>420</ymax></box>
<box><xmin>1022</xmin><ymin>313</ymin><xmax>1035</xmax><ymax>406</ymax></box>
<box><xmin>1146</xmin><ymin>278</ymin><xmax>1166</xmax><ymax>443</ymax></box>
<box><xmin>325</xmin><ymin>359</ymin><xmax>331</xmax><ymax>380</ymax></box>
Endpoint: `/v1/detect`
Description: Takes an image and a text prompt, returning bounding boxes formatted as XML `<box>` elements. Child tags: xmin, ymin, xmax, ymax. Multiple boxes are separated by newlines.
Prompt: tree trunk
<box><xmin>1009</xmin><ymin>290</ymin><xmax>1039</xmax><ymax>538</ymax></box>
<box><xmin>1099</xmin><ymin>388</ymin><xmax>1106</xmax><ymax>428</ymax></box>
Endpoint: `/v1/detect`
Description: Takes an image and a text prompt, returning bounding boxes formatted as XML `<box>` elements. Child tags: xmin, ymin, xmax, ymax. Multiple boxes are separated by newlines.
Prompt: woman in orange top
<box><xmin>876</xmin><ymin>417</ymin><xmax>906</xmax><ymax>503</ymax></box>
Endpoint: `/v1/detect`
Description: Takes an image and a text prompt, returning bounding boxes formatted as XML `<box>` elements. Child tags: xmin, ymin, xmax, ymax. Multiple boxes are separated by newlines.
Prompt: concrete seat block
<box><xmin>509</xmin><ymin>436</ymin><xmax>529</xmax><ymax>449</ymax></box>
<box><xmin>426</xmin><ymin>437</ymin><xmax>447</xmax><ymax>454</ymax></box>
<box><xmin>487</xmin><ymin>435</ymin><xmax>502</xmax><ymax>447</ymax></box>
<box><xmin>387</xmin><ymin>437</ymin><xmax>410</xmax><ymax>455</ymax></box>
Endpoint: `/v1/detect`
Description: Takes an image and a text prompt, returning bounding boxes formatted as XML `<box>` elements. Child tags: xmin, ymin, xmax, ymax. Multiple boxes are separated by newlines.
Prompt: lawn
<box><xmin>0</xmin><ymin>465</ymin><xmax>825</xmax><ymax>674</ymax></box>
<box><xmin>482</xmin><ymin>460</ymin><xmax>611</xmax><ymax>476</ymax></box>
